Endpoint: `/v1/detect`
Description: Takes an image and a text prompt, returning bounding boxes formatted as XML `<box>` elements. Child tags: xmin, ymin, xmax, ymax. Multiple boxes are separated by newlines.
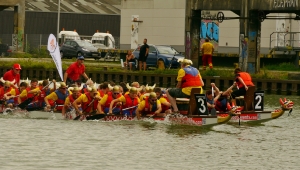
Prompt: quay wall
<box><xmin>0</xmin><ymin>68</ymin><xmax>299</xmax><ymax>96</ymax></box>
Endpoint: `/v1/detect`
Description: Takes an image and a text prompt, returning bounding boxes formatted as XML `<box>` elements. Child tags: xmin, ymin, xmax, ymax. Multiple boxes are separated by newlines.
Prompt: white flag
<box><xmin>47</xmin><ymin>34</ymin><xmax>63</xmax><ymax>81</ymax></box>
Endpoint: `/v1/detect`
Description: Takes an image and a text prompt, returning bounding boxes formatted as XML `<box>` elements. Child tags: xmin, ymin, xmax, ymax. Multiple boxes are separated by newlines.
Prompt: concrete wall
<box><xmin>120</xmin><ymin>0</ymin><xmax>186</xmax><ymax>51</ymax></box>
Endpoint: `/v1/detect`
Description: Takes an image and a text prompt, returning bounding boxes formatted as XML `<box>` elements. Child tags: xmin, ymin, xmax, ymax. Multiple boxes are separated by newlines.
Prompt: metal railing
<box><xmin>269</xmin><ymin>32</ymin><xmax>300</xmax><ymax>50</ymax></box>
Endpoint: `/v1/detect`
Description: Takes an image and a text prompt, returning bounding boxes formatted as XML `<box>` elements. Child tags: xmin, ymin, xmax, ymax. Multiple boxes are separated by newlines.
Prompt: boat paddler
<box><xmin>109</xmin><ymin>85</ymin><xmax>141</xmax><ymax>116</ymax></box>
<box><xmin>136</xmin><ymin>92</ymin><xmax>162</xmax><ymax>119</ymax></box>
<box><xmin>72</xmin><ymin>86</ymin><xmax>100</xmax><ymax>115</ymax></box>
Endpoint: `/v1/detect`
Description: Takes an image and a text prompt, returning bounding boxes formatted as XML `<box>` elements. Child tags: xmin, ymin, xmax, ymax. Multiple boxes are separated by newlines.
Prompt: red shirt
<box><xmin>3</xmin><ymin>70</ymin><xmax>20</xmax><ymax>85</ymax></box>
<box><xmin>66</xmin><ymin>62</ymin><xmax>85</xmax><ymax>81</ymax></box>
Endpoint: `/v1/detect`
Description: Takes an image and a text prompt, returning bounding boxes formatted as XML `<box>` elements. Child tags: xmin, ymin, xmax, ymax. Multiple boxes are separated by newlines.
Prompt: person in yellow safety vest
<box><xmin>231</xmin><ymin>68</ymin><xmax>254</xmax><ymax>106</ymax></box>
<box><xmin>136</xmin><ymin>92</ymin><xmax>162</xmax><ymax>119</ymax></box>
<box><xmin>166</xmin><ymin>59</ymin><xmax>204</xmax><ymax>113</ymax></box>
<box><xmin>62</xmin><ymin>87</ymin><xmax>82</xmax><ymax>116</ymax></box>
<box><xmin>73</xmin><ymin>87</ymin><xmax>100</xmax><ymax>115</ymax></box>
<box><xmin>201</xmin><ymin>38</ymin><xmax>214</xmax><ymax>70</ymax></box>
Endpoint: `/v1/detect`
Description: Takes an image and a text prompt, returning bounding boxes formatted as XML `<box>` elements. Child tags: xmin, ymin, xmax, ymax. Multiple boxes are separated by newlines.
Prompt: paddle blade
<box><xmin>86</xmin><ymin>114</ymin><xmax>106</xmax><ymax>120</ymax></box>
<box><xmin>18</xmin><ymin>98</ymin><xmax>33</xmax><ymax>109</ymax></box>
<box><xmin>210</xmin><ymin>108</ymin><xmax>217</xmax><ymax>116</ymax></box>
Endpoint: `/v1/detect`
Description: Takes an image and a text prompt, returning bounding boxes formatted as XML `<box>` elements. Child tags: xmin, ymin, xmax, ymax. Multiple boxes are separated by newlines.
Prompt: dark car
<box><xmin>132</xmin><ymin>45</ymin><xmax>184</xmax><ymax>69</ymax></box>
<box><xmin>0</xmin><ymin>44</ymin><xmax>13</xmax><ymax>57</ymax></box>
<box><xmin>60</xmin><ymin>40</ymin><xmax>101</xmax><ymax>60</ymax></box>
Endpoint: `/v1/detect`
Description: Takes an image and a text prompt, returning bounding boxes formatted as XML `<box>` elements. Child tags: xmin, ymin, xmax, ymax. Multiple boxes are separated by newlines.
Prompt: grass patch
<box><xmin>264</xmin><ymin>62</ymin><xmax>300</xmax><ymax>71</ymax></box>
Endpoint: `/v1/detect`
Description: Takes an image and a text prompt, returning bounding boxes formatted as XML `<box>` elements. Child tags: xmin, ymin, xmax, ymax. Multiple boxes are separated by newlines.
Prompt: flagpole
<box><xmin>57</xmin><ymin>0</ymin><xmax>61</xmax><ymax>40</ymax></box>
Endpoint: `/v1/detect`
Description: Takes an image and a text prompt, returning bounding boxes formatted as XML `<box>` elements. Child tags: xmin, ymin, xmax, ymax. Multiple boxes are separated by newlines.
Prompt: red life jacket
<box><xmin>14</xmin><ymin>88</ymin><xmax>20</xmax><ymax>104</ymax></box>
<box><xmin>104</xmin><ymin>92</ymin><xmax>122</xmax><ymax>108</ymax></box>
<box><xmin>236</xmin><ymin>72</ymin><xmax>254</xmax><ymax>88</ymax></box>
<box><xmin>143</xmin><ymin>97</ymin><xmax>157</xmax><ymax>115</ymax></box>
<box><xmin>37</xmin><ymin>87</ymin><xmax>49</xmax><ymax>103</ymax></box>
<box><xmin>0</xmin><ymin>86</ymin><xmax>13</xmax><ymax>100</ymax></box>
<box><xmin>68</xmin><ymin>94</ymin><xmax>78</xmax><ymax>103</ymax></box>
<box><xmin>123</xmin><ymin>93</ymin><xmax>139</xmax><ymax>114</ymax></box>
<box><xmin>82</xmin><ymin>92</ymin><xmax>98</xmax><ymax>113</ymax></box>
<box><xmin>54</xmin><ymin>89</ymin><xmax>69</xmax><ymax>111</ymax></box>
<box><xmin>98</xmin><ymin>90</ymin><xmax>105</xmax><ymax>97</ymax></box>
<box><xmin>181</xmin><ymin>66</ymin><xmax>203</xmax><ymax>88</ymax></box>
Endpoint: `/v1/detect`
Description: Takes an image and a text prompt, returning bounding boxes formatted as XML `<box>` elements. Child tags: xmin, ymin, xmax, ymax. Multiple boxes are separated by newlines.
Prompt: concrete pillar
<box><xmin>239</xmin><ymin>0</ymin><xmax>248</xmax><ymax>71</ymax></box>
<box><xmin>247</xmin><ymin>10</ymin><xmax>261</xmax><ymax>73</ymax></box>
<box><xmin>190</xmin><ymin>10</ymin><xmax>201</xmax><ymax>69</ymax></box>
<box><xmin>13</xmin><ymin>0</ymin><xmax>25</xmax><ymax>52</ymax></box>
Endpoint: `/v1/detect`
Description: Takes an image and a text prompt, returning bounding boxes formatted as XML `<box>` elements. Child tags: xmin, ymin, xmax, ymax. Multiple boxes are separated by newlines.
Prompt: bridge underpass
<box><xmin>186</xmin><ymin>0</ymin><xmax>300</xmax><ymax>73</ymax></box>
<box><xmin>0</xmin><ymin>0</ymin><xmax>25</xmax><ymax>52</ymax></box>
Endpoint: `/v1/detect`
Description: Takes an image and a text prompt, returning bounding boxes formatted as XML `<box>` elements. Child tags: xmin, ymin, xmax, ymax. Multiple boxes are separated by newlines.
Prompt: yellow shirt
<box><xmin>64</xmin><ymin>94</ymin><xmax>83</xmax><ymax>106</ymax></box>
<box><xmin>118</xmin><ymin>95</ymin><xmax>140</xmax><ymax>104</ymax></box>
<box><xmin>6</xmin><ymin>88</ymin><xmax>16</xmax><ymax>96</ymax></box>
<box><xmin>201</xmin><ymin>42</ymin><xmax>214</xmax><ymax>54</ymax></box>
<box><xmin>137</xmin><ymin>100</ymin><xmax>161</xmax><ymax>111</ymax></box>
<box><xmin>75</xmin><ymin>92</ymin><xmax>100</xmax><ymax>103</ymax></box>
<box><xmin>99</xmin><ymin>94</ymin><xmax>123</xmax><ymax>106</ymax></box>
<box><xmin>159</xmin><ymin>97</ymin><xmax>168</xmax><ymax>105</ymax></box>
<box><xmin>19</xmin><ymin>87</ymin><xmax>40</xmax><ymax>98</ymax></box>
<box><xmin>177</xmin><ymin>68</ymin><xmax>203</xmax><ymax>95</ymax></box>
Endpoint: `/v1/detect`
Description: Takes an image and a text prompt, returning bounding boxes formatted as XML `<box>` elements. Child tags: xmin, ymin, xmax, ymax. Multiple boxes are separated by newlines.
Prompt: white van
<box><xmin>91</xmin><ymin>32</ymin><xmax>115</xmax><ymax>49</ymax></box>
<box><xmin>58</xmin><ymin>31</ymin><xmax>80</xmax><ymax>44</ymax></box>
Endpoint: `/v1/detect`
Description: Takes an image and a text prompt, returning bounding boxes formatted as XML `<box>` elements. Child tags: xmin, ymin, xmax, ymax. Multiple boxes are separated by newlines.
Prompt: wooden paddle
<box><xmin>211</xmin><ymin>86</ymin><xmax>217</xmax><ymax>116</ymax></box>
<box><xmin>73</xmin><ymin>98</ymin><xmax>95</xmax><ymax>120</ymax></box>
<box><xmin>18</xmin><ymin>82</ymin><xmax>53</xmax><ymax>110</ymax></box>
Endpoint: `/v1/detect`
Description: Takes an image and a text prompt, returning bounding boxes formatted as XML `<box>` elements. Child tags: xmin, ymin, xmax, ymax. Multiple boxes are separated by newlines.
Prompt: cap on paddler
<box><xmin>77</xmin><ymin>56</ymin><xmax>84</xmax><ymax>60</ymax></box>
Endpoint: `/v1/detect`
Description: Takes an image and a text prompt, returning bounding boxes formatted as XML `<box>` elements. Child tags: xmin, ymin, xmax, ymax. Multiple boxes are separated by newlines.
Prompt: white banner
<box><xmin>131</xmin><ymin>15</ymin><xmax>139</xmax><ymax>49</ymax></box>
<box><xmin>47</xmin><ymin>34</ymin><xmax>63</xmax><ymax>81</ymax></box>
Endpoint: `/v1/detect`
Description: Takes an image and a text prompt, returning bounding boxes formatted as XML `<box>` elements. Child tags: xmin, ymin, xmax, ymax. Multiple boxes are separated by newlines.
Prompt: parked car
<box><xmin>132</xmin><ymin>45</ymin><xmax>184</xmax><ymax>69</ymax></box>
<box><xmin>60</xmin><ymin>40</ymin><xmax>101</xmax><ymax>60</ymax></box>
<box><xmin>0</xmin><ymin>44</ymin><xmax>13</xmax><ymax>57</ymax></box>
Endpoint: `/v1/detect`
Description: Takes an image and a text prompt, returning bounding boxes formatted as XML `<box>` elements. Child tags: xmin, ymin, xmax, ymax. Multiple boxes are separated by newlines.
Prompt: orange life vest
<box><xmin>181</xmin><ymin>66</ymin><xmax>203</xmax><ymax>88</ymax></box>
<box><xmin>236</xmin><ymin>72</ymin><xmax>254</xmax><ymax>88</ymax></box>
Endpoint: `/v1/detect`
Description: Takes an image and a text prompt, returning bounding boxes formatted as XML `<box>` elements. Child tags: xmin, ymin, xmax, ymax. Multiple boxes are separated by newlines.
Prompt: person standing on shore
<box><xmin>63</xmin><ymin>56</ymin><xmax>89</xmax><ymax>86</ymax></box>
<box><xmin>3</xmin><ymin>63</ymin><xmax>21</xmax><ymax>87</ymax></box>
<box><xmin>138</xmin><ymin>38</ymin><xmax>149</xmax><ymax>71</ymax></box>
<box><xmin>201</xmin><ymin>38</ymin><xmax>214</xmax><ymax>70</ymax></box>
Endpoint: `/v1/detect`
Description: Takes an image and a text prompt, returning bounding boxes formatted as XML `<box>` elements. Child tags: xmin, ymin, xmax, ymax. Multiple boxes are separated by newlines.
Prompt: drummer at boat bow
<box><xmin>73</xmin><ymin>87</ymin><xmax>100</xmax><ymax>115</ymax></box>
<box><xmin>44</xmin><ymin>82</ymin><xmax>69</xmax><ymax>111</ymax></box>
<box><xmin>62</xmin><ymin>87</ymin><xmax>82</xmax><ymax>116</ymax></box>
<box><xmin>97</xmin><ymin>85</ymin><xmax>122</xmax><ymax>115</ymax></box>
<box><xmin>166</xmin><ymin>59</ymin><xmax>204</xmax><ymax>113</ymax></box>
<box><xmin>231</xmin><ymin>68</ymin><xmax>254</xmax><ymax>106</ymax></box>
<box><xmin>109</xmin><ymin>86</ymin><xmax>141</xmax><ymax>116</ymax></box>
<box><xmin>136</xmin><ymin>92</ymin><xmax>162</xmax><ymax>119</ymax></box>
<box><xmin>63</xmin><ymin>56</ymin><xmax>89</xmax><ymax>86</ymax></box>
